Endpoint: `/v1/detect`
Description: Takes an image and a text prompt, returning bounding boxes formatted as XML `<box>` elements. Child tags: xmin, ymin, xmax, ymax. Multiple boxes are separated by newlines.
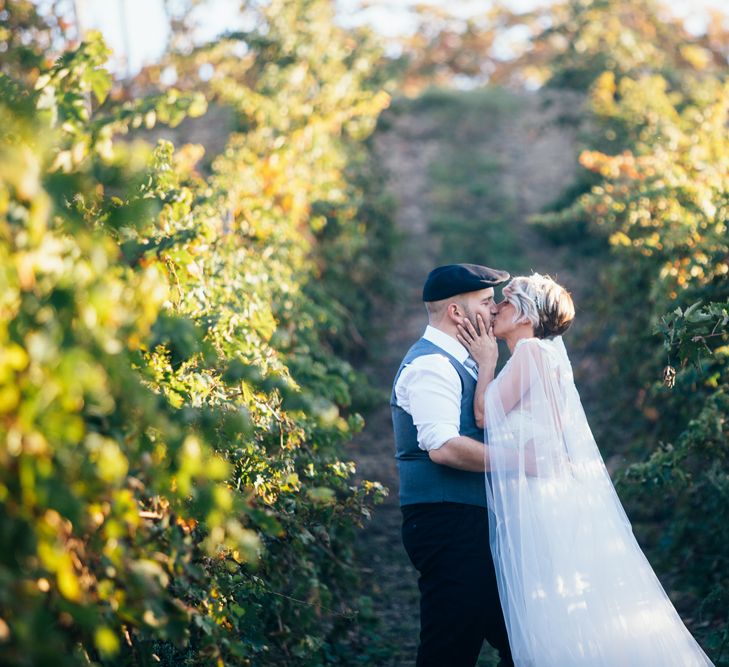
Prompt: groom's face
<box><xmin>458</xmin><ymin>288</ymin><xmax>496</xmax><ymax>332</ymax></box>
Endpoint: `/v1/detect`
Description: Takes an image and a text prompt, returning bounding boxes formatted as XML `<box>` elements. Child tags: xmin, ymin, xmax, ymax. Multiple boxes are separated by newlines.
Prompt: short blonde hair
<box><xmin>503</xmin><ymin>273</ymin><xmax>575</xmax><ymax>338</ymax></box>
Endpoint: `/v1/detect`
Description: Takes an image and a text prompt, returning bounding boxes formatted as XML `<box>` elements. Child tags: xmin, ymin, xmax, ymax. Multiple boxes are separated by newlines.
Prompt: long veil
<box><xmin>484</xmin><ymin>337</ymin><xmax>714</xmax><ymax>667</ymax></box>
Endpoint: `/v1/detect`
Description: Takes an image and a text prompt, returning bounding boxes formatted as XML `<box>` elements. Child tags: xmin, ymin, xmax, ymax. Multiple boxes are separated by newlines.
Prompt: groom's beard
<box><xmin>461</xmin><ymin>306</ymin><xmax>487</xmax><ymax>334</ymax></box>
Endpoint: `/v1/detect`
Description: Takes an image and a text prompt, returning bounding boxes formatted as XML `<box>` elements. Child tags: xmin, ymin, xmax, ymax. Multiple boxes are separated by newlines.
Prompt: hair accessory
<box><xmin>530</xmin><ymin>273</ymin><xmax>548</xmax><ymax>311</ymax></box>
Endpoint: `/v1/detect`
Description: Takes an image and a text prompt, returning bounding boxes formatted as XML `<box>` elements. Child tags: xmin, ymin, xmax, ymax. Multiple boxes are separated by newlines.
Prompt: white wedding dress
<box><xmin>484</xmin><ymin>337</ymin><xmax>714</xmax><ymax>667</ymax></box>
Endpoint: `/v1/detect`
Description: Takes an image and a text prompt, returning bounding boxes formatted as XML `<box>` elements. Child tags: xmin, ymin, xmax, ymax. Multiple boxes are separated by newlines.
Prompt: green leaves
<box><xmin>34</xmin><ymin>30</ymin><xmax>111</xmax><ymax>127</ymax></box>
<box><xmin>658</xmin><ymin>300</ymin><xmax>729</xmax><ymax>374</ymax></box>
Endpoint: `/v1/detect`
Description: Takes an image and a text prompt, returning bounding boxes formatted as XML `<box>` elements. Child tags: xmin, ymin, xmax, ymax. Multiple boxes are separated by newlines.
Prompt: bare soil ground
<box><xmin>349</xmin><ymin>87</ymin><xmax>590</xmax><ymax>665</ymax></box>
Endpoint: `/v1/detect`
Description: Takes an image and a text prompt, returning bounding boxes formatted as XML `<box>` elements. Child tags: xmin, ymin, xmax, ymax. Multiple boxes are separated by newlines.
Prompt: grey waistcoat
<box><xmin>391</xmin><ymin>338</ymin><xmax>487</xmax><ymax>507</ymax></box>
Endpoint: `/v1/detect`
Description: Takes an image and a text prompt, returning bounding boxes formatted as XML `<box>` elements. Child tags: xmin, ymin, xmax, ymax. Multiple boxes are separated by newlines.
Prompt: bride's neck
<box><xmin>505</xmin><ymin>329</ymin><xmax>535</xmax><ymax>353</ymax></box>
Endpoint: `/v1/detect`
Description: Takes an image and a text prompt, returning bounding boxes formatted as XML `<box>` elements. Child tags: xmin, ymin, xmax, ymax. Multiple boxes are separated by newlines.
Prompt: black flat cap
<box><xmin>422</xmin><ymin>263</ymin><xmax>510</xmax><ymax>301</ymax></box>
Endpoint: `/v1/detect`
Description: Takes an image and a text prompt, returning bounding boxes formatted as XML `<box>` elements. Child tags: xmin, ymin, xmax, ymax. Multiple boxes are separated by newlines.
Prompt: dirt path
<box><xmin>351</xmin><ymin>88</ymin><xmax>587</xmax><ymax>666</ymax></box>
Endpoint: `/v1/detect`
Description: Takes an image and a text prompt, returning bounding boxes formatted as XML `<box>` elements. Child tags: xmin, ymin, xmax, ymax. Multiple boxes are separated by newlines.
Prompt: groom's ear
<box><xmin>446</xmin><ymin>301</ymin><xmax>462</xmax><ymax>322</ymax></box>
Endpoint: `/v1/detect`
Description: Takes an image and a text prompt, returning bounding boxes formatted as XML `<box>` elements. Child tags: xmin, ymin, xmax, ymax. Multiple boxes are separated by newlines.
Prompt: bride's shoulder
<box><xmin>513</xmin><ymin>337</ymin><xmax>541</xmax><ymax>354</ymax></box>
<box><xmin>514</xmin><ymin>337</ymin><xmax>559</xmax><ymax>353</ymax></box>
<box><xmin>504</xmin><ymin>338</ymin><xmax>541</xmax><ymax>369</ymax></box>
<box><xmin>510</xmin><ymin>337</ymin><xmax>556</xmax><ymax>365</ymax></box>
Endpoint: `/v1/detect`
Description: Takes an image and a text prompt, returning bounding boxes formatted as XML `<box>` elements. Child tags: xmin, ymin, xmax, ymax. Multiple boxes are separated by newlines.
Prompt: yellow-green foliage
<box><xmin>523</xmin><ymin>0</ymin><xmax>727</xmax><ymax>90</ymax></box>
<box><xmin>0</xmin><ymin>2</ymin><xmax>392</xmax><ymax>665</ymax></box>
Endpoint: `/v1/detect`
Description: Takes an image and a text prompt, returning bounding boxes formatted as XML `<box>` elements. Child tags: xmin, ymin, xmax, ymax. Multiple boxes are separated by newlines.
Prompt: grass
<box><xmin>407</xmin><ymin>87</ymin><xmax>528</xmax><ymax>275</ymax></box>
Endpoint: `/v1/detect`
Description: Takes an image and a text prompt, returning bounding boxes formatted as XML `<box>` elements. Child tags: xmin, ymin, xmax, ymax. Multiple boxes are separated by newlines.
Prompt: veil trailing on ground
<box><xmin>484</xmin><ymin>337</ymin><xmax>714</xmax><ymax>667</ymax></box>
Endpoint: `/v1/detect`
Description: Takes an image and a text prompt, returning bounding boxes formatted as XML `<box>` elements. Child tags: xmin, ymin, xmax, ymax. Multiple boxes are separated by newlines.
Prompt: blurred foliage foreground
<box><xmin>0</xmin><ymin>1</ymin><xmax>395</xmax><ymax>665</ymax></box>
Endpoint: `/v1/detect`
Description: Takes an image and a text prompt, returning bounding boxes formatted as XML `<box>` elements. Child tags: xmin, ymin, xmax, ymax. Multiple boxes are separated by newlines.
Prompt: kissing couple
<box><xmin>391</xmin><ymin>263</ymin><xmax>714</xmax><ymax>667</ymax></box>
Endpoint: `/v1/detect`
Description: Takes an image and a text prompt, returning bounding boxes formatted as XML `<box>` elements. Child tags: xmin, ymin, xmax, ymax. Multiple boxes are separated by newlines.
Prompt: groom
<box><xmin>391</xmin><ymin>263</ymin><xmax>514</xmax><ymax>667</ymax></box>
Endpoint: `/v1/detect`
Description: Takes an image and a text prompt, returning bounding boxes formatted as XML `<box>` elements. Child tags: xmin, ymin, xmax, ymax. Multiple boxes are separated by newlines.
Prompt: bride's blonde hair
<box><xmin>502</xmin><ymin>273</ymin><xmax>575</xmax><ymax>338</ymax></box>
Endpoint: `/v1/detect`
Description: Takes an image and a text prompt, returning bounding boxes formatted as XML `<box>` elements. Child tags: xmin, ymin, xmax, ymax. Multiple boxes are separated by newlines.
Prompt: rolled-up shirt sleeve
<box><xmin>394</xmin><ymin>354</ymin><xmax>462</xmax><ymax>451</ymax></box>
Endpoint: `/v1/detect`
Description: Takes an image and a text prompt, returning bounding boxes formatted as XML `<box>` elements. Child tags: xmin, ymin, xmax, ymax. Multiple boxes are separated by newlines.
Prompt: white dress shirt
<box><xmin>394</xmin><ymin>325</ymin><xmax>478</xmax><ymax>452</ymax></box>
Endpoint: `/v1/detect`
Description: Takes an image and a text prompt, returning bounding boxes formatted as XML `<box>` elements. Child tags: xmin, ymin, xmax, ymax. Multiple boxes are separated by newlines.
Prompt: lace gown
<box><xmin>484</xmin><ymin>337</ymin><xmax>714</xmax><ymax>667</ymax></box>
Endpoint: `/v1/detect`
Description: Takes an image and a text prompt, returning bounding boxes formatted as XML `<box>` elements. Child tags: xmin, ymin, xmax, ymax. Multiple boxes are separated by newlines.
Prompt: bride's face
<box><xmin>492</xmin><ymin>299</ymin><xmax>517</xmax><ymax>338</ymax></box>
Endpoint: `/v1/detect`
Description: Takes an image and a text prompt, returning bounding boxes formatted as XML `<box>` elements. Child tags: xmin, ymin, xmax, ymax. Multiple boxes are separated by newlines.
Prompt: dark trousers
<box><xmin>402</xmin><ymin>502</ymin><xmax>514</xmax><ymax>667</ymax></box>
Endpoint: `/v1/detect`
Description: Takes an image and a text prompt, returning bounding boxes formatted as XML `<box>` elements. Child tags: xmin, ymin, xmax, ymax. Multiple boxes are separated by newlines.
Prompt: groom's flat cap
<box><xmin>422</xmin><ymin>263</ymin><xmax>510</xmax><ymax>301</ymax></box>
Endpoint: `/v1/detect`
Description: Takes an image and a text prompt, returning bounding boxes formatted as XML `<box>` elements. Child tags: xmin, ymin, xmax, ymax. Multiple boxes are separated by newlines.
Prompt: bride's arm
<box><xmin>456</xmin><ymin>314</ymin><xmax>497</xmax><ymax>428</ymax></box>
<box><xmin>485</xmin><ymin>346</ymin><xmax>535</xmax><ymax>417</ymax></box>
<box><xmin>458</xmin><ymin>321</ymin><xmax>537</xmax><ymax>427</ymax></box>
<box><xmin>473</xmin><ymin>366</ymin><xmax>496</xmax><ymax>429</ymax></box>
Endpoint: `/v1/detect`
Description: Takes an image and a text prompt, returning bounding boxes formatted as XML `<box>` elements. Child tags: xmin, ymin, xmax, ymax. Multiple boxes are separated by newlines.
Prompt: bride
<box><xmin>456</xmin><ymin>273</ymin><xmax>714</xmax><ymax>667</ymax></box>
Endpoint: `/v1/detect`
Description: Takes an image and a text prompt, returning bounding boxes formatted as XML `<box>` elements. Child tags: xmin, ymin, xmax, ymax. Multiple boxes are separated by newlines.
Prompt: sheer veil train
<box><xmin>484</xmin><ymin>336</ymin><xmax>714</xmax><ymax>667</ymax></box>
